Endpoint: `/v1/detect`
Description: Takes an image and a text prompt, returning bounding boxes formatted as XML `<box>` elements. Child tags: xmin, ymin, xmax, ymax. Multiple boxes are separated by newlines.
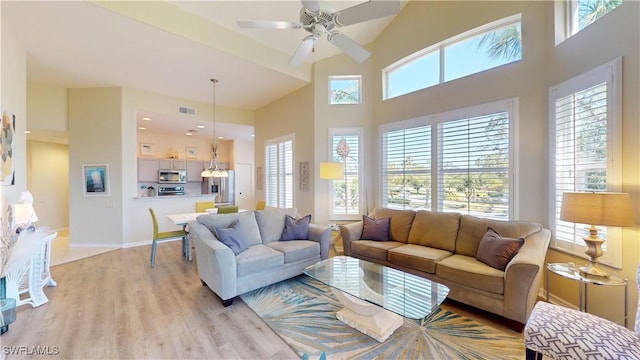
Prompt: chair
<box><xmin>256</xmin><ymin>200</ymin><xmax>266</xmax><ymax>210</ymax></box>
<box><xmin>148</xmin><ymin>208</ymin><xmax>188</xmax><ymax>268</ymax></box>
<box><xmin>524</xmin><ymin>265</ymin><xmax>640</xmax><ymax>359</ymax></box>
<box><xmin>217</xmin><ymin>206</ymin><xmax>239</xmax><ymax>214</ymax></box>
<box><xmin>196</xmin><ymin>201</ymin><xmax>214</xmax><ymax>212</ymax></box>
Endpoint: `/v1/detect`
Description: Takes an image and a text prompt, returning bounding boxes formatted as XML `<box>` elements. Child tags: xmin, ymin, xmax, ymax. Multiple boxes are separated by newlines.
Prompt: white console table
<box><xmin>3</xmin><ymin>230</ymin><xmax>58</xmax><ymax>307</ymax></box>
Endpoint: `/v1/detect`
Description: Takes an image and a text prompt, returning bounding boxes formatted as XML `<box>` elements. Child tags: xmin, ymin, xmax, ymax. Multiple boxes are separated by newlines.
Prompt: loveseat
<box><xmin>340</xmin><ymin>208</ymin><xmax>550</xmax><ymax>325</ymax></box>
<box><xmin>190</xmin><ymin>208</ymin><xmax>330</xmax><ymax>306</ymax></box>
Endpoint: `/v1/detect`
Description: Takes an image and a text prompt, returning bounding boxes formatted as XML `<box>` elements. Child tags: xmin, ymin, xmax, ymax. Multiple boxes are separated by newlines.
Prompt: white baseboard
<box><xmin>68</xmin><ymin>237</ymin><xmax>182</xmax><ymax>249</ymax></box>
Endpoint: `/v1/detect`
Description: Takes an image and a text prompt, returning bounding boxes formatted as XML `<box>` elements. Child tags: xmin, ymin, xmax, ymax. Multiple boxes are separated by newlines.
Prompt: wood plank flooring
<box><xmin>2</xmin><ymin>241</ymin><xmax>522</xmax><ymax>359</ymax></box>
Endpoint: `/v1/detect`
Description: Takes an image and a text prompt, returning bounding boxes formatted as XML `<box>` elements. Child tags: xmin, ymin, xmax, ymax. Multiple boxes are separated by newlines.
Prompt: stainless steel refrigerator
<box><xmin>201</xmin><ymin>170</ymin><xmax>235</xmax><ymax>206</ymax></box>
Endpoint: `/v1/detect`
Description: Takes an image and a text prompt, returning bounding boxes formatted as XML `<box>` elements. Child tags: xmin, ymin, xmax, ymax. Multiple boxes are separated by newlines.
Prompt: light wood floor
<box><xmin>3</xmin><ymin>241</ymin><xmax>522</xmax><ymax>359</ymax></box>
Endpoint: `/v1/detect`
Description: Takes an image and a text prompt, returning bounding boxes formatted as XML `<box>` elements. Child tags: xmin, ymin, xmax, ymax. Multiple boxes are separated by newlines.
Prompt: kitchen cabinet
<box><xmin>186</xmin><ymin>160</ymin><xmax>204</xmax><ymax>182</ymax></box>
<box><xmin>158</xmin><ymin>159</ymin><xmax>186</xmax><ymax>170</ymax></box>
<box><xmin>138</xmin><ymin>158</ymin><xmax>159</xmax><ymax>183</ymax></box>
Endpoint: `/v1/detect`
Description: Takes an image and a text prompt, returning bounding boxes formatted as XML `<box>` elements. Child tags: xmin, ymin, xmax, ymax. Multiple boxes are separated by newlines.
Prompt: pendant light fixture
<box><xmin>201</xmin><ymin>78</ymin><xmax>228</xmax><ymax>178</ymax></box>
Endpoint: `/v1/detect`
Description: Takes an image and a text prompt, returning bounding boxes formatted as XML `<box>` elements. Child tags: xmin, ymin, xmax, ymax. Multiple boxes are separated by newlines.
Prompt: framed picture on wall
<box><xmin>83</xmin><ymin>163</ymin><xmax>110</xmax><ymax>196</ymax></box>
<box><xmin>186</xmin><ymin>147</ymin><xmax>197</xmax><ymax>159</ymax></box>
<box><xmin>140</xmin><ymin>143</ymin><xmax>153</xmax><ymax>156</ymax></box>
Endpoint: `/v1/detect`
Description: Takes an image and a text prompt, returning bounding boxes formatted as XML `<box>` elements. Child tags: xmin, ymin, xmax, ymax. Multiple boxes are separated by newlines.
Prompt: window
<box><xmin>549</xmin><ymin>58</ymin><xmax>622</xmax><ymax>267</ymax></box>
<box><xmin>383</xmin><ymin>14</ymin><xmax>521</xmax><ymax>99</ymax></box>
<box><xmin>329</xmin><ymin>75</ymin><xmax>361</xmax><ymax>104</ymax></box>
<box><xmin>381</xmin><ymin>99</ymin><xmax>515</xmax><ymax>220</ymax></box>
<box><xmin>265</xmin><ymin>134</ymin><xmax>294</xmax><ymax>208</ymax></box>
<box><xmin>328</xmin><ymin>129</ymin><xmax>362</xmax><ymax>220</ymax></box>
<box><xmin>572</xmin><ymin>0</ymin><xmax>622</xmax><ymax>33</ymax></box>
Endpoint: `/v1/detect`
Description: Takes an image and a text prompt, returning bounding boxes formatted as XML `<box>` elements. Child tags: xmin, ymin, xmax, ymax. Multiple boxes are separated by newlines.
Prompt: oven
<box><xmin>158</xmin><ymin>186</ymin><xmax>185</xmax><ymax>196</ymax></box>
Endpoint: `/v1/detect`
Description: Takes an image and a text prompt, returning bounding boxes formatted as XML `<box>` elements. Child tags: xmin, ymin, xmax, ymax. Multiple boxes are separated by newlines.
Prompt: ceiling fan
<box><xmin>237</xmin><ymin>0</ymin><xmax>401</xmax><ymax>66</ymax></box>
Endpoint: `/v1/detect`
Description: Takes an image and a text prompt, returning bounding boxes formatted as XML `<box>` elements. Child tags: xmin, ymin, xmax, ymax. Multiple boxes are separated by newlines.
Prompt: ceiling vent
<box><xmin>178</xmin><ymin>106</ymin><xmax>196</xmax><ymax>115</ymax></box>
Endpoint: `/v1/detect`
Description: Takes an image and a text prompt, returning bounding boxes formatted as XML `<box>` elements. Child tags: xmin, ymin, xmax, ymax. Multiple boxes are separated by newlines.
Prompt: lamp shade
<box><xmin>319</xmin><ymin>162</ymin><xmax>344</xmax><ymax>180</ymax></box>
<box><xmin>560</xmin><ymin>192</ymin><xmax>634</xmax><ymax>227</ymax></box>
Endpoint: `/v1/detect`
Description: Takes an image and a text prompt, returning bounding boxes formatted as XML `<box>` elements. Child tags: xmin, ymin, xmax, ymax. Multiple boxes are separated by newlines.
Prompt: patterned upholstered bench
<box><xmin>524</xmin><ymin>301</ymin><xmax>640</xmax><ymax>359</ymax></box>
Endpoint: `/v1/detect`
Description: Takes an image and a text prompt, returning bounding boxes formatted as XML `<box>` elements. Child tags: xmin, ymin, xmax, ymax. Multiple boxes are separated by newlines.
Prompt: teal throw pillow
<box><xmin>280</xmin><ymin>214</ymin><xmax>311</xmax><ymax>241</ymax></box>
<box><xmin>214</xmin><ymin>219</ymin><xmax>248</xmax><ymax>255</ymax></box>
<box><xmin>360</xmin><ymin>215</ymin><xmax>390</xmax><ymax>241</ymax></box>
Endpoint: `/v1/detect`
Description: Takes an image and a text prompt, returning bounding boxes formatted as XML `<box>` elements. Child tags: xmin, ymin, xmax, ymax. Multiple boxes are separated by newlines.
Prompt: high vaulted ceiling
<box><xmin>3</xmin><ymin>1</ymin><xmax>403</xmax><ymax>141</ymax></box>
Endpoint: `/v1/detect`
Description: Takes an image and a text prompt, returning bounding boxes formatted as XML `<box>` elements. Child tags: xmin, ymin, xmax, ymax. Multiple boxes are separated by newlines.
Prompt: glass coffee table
<box><xmin>304</xmin><ymin>256</ymin><xmax>449</xmax><ymax>342</ymax></box>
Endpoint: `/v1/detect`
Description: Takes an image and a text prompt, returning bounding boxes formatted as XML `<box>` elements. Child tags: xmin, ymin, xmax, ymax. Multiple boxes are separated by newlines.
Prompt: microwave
<box><xmin>158</xmin><ymin>170</ymin><xmax>187</xmax><ymax>184</ymax></box>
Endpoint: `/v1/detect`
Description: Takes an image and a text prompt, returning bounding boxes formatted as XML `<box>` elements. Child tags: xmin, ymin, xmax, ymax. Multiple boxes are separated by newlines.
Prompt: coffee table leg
<box><xmin>332</xmin><ymin>289</ymin><xmax>404</xmax><ymax>342</ymax></box>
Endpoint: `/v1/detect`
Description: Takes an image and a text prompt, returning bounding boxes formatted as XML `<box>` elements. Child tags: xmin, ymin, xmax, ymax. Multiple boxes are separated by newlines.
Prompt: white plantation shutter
<box><xmin>329</xmin><ymin>129</ymin><xmax>362</xmax><ymax>220</ymax></box>
<box><xmin>265</xmin><ymin>135</ymin><xmax>294</xmax><ymax>208</ymax></box>
<box><xmin>381</xmin><ymin>125</ymin><xmax>431</xmax><ymax>210</ymax></box>
<box><xmin>380</xmin><ymin>99</ymin><xmax>515</xmax><ymax>218</ymax></box>
<box><xmin>549</xmin><ymin>58</ymin><xmax>622</xmax><ymax>267</ymax></box>
<box><xmin>437</xmin><ymin>112</ymin><xmax>510</xmax><ymax>219</ymax></box>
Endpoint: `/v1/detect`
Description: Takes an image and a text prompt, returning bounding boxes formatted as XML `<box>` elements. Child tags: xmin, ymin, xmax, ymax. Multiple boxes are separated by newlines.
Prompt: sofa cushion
<box><xmin>373</xmin><ymin>208</ymin><xmax>416</xmax><ymax>243</ymax></box>
<box><xmin>407</xmin><ymin>210</ymin><xmax>461</xmax><ymax>251</ymax></box>
<box><xmin>280</xmin><ymin>214</ymin><xmax>311</xmax><ymax>240</ymax></box>
<box><xmin>455</xmin><ymin>215</ymin><xmax>542</xmax><ymax>257</ymax></box>
<box><xmin>476</xmin><ymin>227</ymin><xmax>524</xmax><ymax>270</ymax></box>
<box><xmin>436</xmin><ymin>254</ymin><xmax>505</xmax><ymax>294</ymax></box>
<box><xmin>266</xmin><ymin>240</ymin><xmax>320</xmax><ymax>264</ymax></box>
<box><xmin>235</xmin><ymin>244</ymin><xmax>284</xmax><ymax>277</ymax></box>
<box><xmin>255</xmin><ymin>208</ymin><xmax>298</xmax><ymax>244</ymax></box>
<box><xmin>197</xmin><ymin>211</ymin><xmax>262</xmax><ymax>247</ymax></box>
<box><xmin>388</xmin><ymin>244</ymin><xmax>453</xmax><ymax>274</ymax></box>
<box><xmin>361</xmin><ymin>215</ymin><xmax>390</xmax><ymax>240</ymax></box>
<box><xmin>214</xmin><ymin>219</ymin><xmax>248</xmax><ymax>255</ymax></box>
<box><xmin>351</xmin><ymin>240</ymin><xmax>404</xmax><ymax>262</ymax></box>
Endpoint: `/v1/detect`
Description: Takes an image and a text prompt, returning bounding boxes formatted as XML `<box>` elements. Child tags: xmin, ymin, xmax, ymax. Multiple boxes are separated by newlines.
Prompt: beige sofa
<box><xmin>340</xmin><ymin>208</ymin><xmax>550</xmax><ymax>325</ymax></box>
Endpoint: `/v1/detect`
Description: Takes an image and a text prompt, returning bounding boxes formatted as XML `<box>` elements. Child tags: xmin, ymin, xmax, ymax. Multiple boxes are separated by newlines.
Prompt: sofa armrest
<box><xmin>339</xmin><ymin>221</ymin><xmax>363</xmax><ymax>257</ymax></box>
<box><xmin>503</xmin><ymin>228</ymin><xmax>551</xmax><ymax>323</ymax></box>
<box><xmin>189</xmin><ymin>221</ymin><xmax>238</xmax><ymax>300</ymax></box>
<box><xmin>308</xmin><ymin>223</ymin><xmax>331</xmax><ymax>260</ymax></box>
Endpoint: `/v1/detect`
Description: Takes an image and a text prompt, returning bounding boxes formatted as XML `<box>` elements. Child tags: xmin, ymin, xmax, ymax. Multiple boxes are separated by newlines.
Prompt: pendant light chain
<box><xmin>201</xmin><ymin>78</ymin><xmax>228</xmax><ymax>178</ymax></box>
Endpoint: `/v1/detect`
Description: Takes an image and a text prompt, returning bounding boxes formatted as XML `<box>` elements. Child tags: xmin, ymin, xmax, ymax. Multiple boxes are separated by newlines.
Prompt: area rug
<box><xmin>240</xmin><ymin>275</ymin><xmax>524</xmax><ymax>359</ymax></box>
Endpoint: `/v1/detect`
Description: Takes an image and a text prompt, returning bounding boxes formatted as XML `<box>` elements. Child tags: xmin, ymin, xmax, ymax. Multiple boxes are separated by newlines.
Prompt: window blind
<box><xmin>437</xmin><ymin>112</ymin><xmax>510</xmax><ymax>219</ymax></box>
<box><xmin>553</xmin><ymin>82</ymin><xmax>608</xmax><ymax>247</ymax></box>
<box><xmin>264</xmin><ymin>136</ymin><xmax>294</xmax><ymax>208</ymax></box>
<box><xmin>329</xmin><ymin>133</ymin><xmax>361</xmax><ymax>219</ymax></box>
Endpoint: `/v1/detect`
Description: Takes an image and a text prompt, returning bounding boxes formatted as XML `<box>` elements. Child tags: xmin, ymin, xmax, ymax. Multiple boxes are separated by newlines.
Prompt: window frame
<box><xmin>379</xmin><ymin>98</ymin><xmax>518</xmax><ymax>220</ymax></box>
<box><xmin>555</xmin><ymin>0</ymin><xmax>623</xmax><ymax>44</ymax></box>
<box><xmin>264</xmin><ymin>133</ymin><xmax>295</xmax><ymax>209</ymax></box>
<box><xmin>548</xmin><ymin>57</ymin><xmax>623</xmax><ymax>268</ymax></box>
<box><xmin>328</xmin><ymin>128</ymin><xmax>363</xmax><ymax>221</ymax></box>
<box><xmin>382</xmin><ymin>14</ymin><xmax>522</xmax><ymax>100</ymax></box>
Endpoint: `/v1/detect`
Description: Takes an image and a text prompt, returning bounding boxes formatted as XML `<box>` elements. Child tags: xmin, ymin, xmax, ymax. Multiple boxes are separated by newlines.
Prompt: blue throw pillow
<box><xmin>360</xmin><ymin>215</ymin><xmax>390</xmax><ymax>241</ymax></box>
<box><xmin>214</xmin><ymin>219</ymin><xmax>248</xmax><ymax>255</ymax></box>
<box><xmin>280</xmin><ymin>214</ymin><xmax>311</xmax><ymax>241</ymax></box>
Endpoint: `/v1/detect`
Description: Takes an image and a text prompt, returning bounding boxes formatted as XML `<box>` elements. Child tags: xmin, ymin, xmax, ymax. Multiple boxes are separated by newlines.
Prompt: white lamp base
<box><xmin>579</xmin><ymin>263</ymin><xmax>610</xmax><ymax>277</ymax></box>
<box><xmin>580</xmin><ymin>233</ymin><xmax>609</xmax><ymax>278</ymax></box>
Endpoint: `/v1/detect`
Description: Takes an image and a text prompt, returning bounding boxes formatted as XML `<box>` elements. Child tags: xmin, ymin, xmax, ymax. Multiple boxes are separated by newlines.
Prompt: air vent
<box><xmin>178</xmin><ymin>106</ymin><xmax>196</xmax><ymax>115</ymax></box>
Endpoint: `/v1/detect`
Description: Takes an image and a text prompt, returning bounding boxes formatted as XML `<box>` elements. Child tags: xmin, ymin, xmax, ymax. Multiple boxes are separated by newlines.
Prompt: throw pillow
<box><xmin>360</xmin><ymin>215</ymin><xmax>390</xmax><ymax>241</ymax></box>
<box><xmin>214</xmin><ymin>219</ymin><xmax>248</xmax><ymax>255</ymax></box>
<box><xmin>280</xmin><ymin>214</ymin><xmax>311</xmax><ymax>241</ymax></box>
<box><xmin>476</xmin><ymin>227</ymin><xmax>524</xmax><ymax>271</ymax></box>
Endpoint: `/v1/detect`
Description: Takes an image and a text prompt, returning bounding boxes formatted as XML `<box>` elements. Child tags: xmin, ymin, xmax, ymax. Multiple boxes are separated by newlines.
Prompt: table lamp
<box><xmin>560</xmin><ymin>191</ymin><xmax>633</xmax><ymax>277</ymax></box>
<box><xmin>319</xmin><ymin>162</ymin><xmax>344</xmax><ymax>180</ymax></box>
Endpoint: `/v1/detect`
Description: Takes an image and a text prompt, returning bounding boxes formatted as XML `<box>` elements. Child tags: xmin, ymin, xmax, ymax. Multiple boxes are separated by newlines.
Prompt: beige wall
<box><xmin>254</xmin><ymin>85</ymin><xmax>315</xmax><ymax>217</ymax></box>
<box><xmin>68</xmin><ymin>87</ymin><xmax>124</xmax><ymax>246</ymax></box>
<box><xmin>136</xmin><ymin>132</ymin><xmax>232</xmax><ymax>163</ymax></box>
<box><xmin>27</xmin><ymin>81</ymin><xmax>67</xmax><ymax>132</ymax></box>
<box><xmin>1</xmin><ymin>18</ymin><xmax>27</xmax><ymax>210</ymax></box>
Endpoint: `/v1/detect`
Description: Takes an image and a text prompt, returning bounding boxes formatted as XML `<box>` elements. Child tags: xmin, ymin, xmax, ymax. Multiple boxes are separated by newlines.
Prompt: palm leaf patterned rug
<box><xmin>240</xmin><ymin>275</ymin><xmax>525</xmax><ymax>359</ymax></box>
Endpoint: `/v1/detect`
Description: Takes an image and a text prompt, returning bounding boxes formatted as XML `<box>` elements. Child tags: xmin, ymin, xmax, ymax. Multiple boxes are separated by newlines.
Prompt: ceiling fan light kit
<box><xmin>237</xmin><ymin>0</ymin><xmax>401</xmax><ymax>65</ymax></box>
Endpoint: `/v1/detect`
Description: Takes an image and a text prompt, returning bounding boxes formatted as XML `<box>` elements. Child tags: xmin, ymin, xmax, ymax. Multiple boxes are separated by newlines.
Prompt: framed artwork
<box><xmin>299</xmin><ymin>161</ymin><xmax>309</xmax><ymax>192</ymax></box>
<box><xmin>256</xmin><ymin>166</ymin><xmax>264</xmax><ymax>190</ymax></box>
<box><xmin>140</xmin><ymin>143</ymin><xmax>154</xmax><ymax>156</ymax></box>
<box><xmin>1</xmin><ymin>110</ymin><xmax>16</xmax><ymax>186</ymax></box>
<box><xmin>186</xmin><ymin>147</ymin><xmax>197</xmax><ymax>159</ymax></box>
<box><xmin>83</xmin><ymin>164</ymin><xmax>110</xmax><ymax>196</ymax></box>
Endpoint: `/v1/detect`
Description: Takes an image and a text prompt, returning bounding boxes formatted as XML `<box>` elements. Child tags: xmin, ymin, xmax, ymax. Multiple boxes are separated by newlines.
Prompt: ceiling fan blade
<box><xmin>301</xmin><ymin>0</ymin><xmax>320</xmax><ymax>13</ymax></box>
<box><xmin>328</xmin><ymin>32</ymin><xmax>370</xmax><ymax>63</ymax></box>
<box><xmin>289</xmin><ymin>36</ymin><xmax>315</xmax><ymax>66</ymax></box>
<box><xmin>334</xmin><ymin>0</ymin><xmax>401</xmax><ymax>27</ymax></box>
<box><xmin>237</xmin><ymin>20</ymin><xmax>301</xmax><ymax>30</ymax></box>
